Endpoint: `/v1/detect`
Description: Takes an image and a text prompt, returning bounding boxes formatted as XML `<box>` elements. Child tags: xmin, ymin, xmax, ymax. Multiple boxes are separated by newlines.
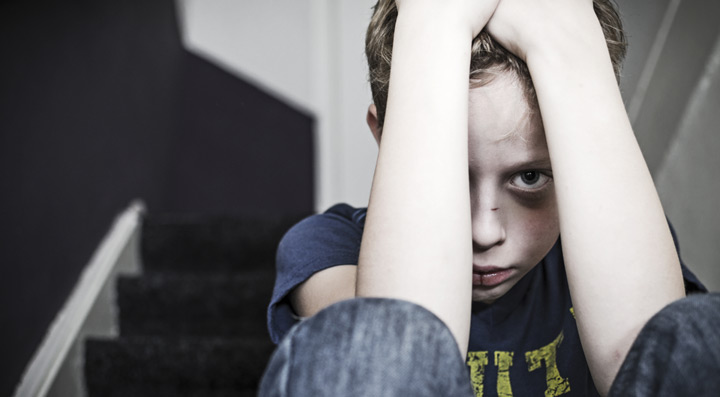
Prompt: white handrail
<box><xmin>14</xmin><ymin>201</ymin><xmax>145</xmax><ymax>397</ymax></box>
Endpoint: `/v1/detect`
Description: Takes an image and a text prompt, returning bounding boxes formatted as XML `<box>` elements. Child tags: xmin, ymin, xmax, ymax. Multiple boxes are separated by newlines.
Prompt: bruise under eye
<box><xmin>512</xmin><ymin>177</ymin><xmax>554</xmax><ymax>208</ymax></box>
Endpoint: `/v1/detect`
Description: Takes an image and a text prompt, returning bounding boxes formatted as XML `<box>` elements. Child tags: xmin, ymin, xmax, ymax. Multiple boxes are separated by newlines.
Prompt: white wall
<box><xmin>618</xmin><ymin>0</ymin><xmax>673</xmax><ymax>106</ymax></box>
<box><xmin>624</xmin><ymin>0</ymin><xmax>720</xmax><ymax>291</ymax></box>
<box><xmin>176</xmin><ymin>0</ymin><xmax>720</xmax><ymax>289</ymax></box>
<box><xmin>176</xmin><ymin>0</ymin><xmax>315</xmax><ymax>114</ymax></box>
<box><xmin>655</xmin><ymin>37</ymin><xmax>720</xmax><ymax>291</ymax></box>
<box><xmin>176</xmin><ymin>0</ymin><xmax>377</xmax><ymax>211</ymax></box>
<box><xmin>173</xmin><ymin>0</ymin><xmax>672</xmax><ymax>211</ymax></box>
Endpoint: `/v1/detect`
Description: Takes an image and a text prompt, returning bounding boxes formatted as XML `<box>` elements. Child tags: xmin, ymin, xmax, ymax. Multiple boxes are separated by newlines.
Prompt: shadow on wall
<box><xmin>0</xmin><ymin>0</ymin><xmax>313</xmax><ymax>395</ymax></box>
<box><xmin>624</xmin><ymin>0</ymin><xmax>720</xmax><ymax>292</ymax></box>
<box><xmin>654</xmin><ymin>36</ymin><xmax>720</xmax><ymax>292</ymax></box>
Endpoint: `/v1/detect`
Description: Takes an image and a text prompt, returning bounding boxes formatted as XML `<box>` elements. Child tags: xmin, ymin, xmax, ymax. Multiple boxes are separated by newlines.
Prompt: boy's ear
<box><xmin>366</xmin><ymin>104</ymin><xmax>382</xmax><ymax>145</ymax></box>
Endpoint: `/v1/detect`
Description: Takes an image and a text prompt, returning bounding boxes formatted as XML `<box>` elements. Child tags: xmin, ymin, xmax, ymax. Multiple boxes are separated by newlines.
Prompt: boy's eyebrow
<box><xmin>506</xmin><ymin>158</ymin><xmax>552</xmax><ymax>170</ymax></box>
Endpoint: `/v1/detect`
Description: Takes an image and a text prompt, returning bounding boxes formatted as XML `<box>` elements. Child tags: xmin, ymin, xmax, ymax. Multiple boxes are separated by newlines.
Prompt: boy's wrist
<box><xmin>395</xmin><ymin>3</ymin><xmax>475</xmax><ymax>41</ymax></box>
<box><xmin>524</xmin><ymin>10</ymin><xmax>609</xmax><ymax>67</ymax></box>
<box><xmin>396</xmin><ymin>0</ymin><xmax>498</xmax><ymax>41</ymax></box>
<box><xmin>524</xmin><ymin>23</ymin><xmax>612</xmax><ymax>86</ymax></box>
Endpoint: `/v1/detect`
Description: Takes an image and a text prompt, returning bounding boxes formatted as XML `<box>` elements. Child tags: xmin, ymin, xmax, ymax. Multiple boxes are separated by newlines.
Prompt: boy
<box><xmin>264</xmin><ymin>0</ymin><xmax>707</xmax><ymax>395</ymax></box>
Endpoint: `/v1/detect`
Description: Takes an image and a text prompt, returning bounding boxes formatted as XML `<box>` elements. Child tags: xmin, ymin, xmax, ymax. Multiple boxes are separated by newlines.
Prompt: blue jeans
<box><xmin>260</xmin><ymin>294</ymin><xmax>720</xmax><ymax>396</ymax></box>
<box><xmin>609</xmin><ymin>293</ymin><xmax>720</xmax><ymax>396</ymax></box>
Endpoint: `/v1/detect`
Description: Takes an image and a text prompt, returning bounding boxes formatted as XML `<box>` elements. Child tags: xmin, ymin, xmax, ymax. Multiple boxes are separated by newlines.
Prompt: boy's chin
<box><xmin>471</xmin><ymin>281</ymin><xmax>517</xmax><ymax>304</ymax></box>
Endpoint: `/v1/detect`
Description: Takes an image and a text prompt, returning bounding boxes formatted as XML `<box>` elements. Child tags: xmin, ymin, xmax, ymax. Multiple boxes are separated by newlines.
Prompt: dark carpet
<box><xmin>84</xmin><ymin>213</ymin><xmax>305</xmax><ymax>396</ymax></box>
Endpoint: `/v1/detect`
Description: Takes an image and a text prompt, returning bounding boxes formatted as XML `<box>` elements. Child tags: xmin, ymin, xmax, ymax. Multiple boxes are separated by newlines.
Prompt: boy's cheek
<box><xmin>513</xmin><ymin>186</ymin><xmax>557</xmax><ymax>210</ymax></box>
<box><xmin>511</xmin><ymin>194</ymin><xmax>559</xmax><ymax>234</ymax></box>
<box><xmin>513</xmin><ymin>203</ymin><xmax>560</xmax><ymax>253</ymax></box>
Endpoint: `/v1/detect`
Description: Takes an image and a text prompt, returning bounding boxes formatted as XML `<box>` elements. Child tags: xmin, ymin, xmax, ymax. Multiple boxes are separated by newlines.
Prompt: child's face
<box><xmin>468</xmin><ymin>71</ymin><xmax>560</xmax><ymax>304</ymax></box>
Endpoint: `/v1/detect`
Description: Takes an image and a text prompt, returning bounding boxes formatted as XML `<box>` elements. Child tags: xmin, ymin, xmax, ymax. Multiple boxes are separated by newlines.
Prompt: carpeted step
<box><xmin>83</xmin><ymin>213</ymin><xmax>299</xmax><ymax>395</ymax></box>
<box><xmin>84</xmin><ymin>336</ymin><xmax>276</xmax><ymax>396</ymax></box>
<box><xmin>82</xmin><ymin>385</ymin><xmax>259</xmax><ymax>397</ymax></box>
<box><xmin>140</xmin><ymin>214</ymin><xmax>307</xmax><ymax>274</ymax></box>
<box><xmin>117</xmin><ymin>273</ymin><xmax>274</xmax><ymax>338</ymax></box>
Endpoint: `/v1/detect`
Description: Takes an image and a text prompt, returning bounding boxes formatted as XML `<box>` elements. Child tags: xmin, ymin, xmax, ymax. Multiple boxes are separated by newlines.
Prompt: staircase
<box><xmin>83</xmin><ymin>213</ymin><xmax>304</xmax><ymax>396</ymax></box>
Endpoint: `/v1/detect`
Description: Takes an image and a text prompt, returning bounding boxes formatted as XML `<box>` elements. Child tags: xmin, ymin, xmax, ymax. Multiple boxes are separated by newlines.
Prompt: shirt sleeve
<box><xmin>668</xmin><ymin>221</ymin><xmax>708</xmax><ymax>294</ymax></box>
<box><xmin>267</xmin><ymin>204</ymin><xmax>364</xmax><ymax>343</ymax></box>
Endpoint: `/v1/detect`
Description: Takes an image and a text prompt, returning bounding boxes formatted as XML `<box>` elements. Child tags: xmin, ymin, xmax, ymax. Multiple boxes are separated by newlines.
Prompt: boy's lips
<box><xmin>472</xmin><ymin>265</ymin><xmax>513</xmax><ymax>287</ymax></box>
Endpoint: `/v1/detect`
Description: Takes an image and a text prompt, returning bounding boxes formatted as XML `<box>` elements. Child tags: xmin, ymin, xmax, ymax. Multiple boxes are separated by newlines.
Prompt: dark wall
<box><xmin>165</xmin><ymin>52</ymin><xmax>315</xmax><ymax>215</ymax></box>
<box><xmin>0</xmin><ymin>0</ymin><xmax>314</xmax><ymax>395</ymax></box>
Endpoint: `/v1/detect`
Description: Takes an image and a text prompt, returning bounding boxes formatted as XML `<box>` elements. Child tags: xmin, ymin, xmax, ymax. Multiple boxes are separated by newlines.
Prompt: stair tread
<box><xmin>86</xmin><ymin>384</ymin><xmax>259</xmax><ymax>397</ymax></box>
<box><xmin>140</xmin><ymin>213</ymin><xmax>306</xmax><ymax>273</ymax></box>
<box><xmin>117</xmin><ymin>273</ymin><xmax>275</xmax><ymax>303</ymax></box>
<box><xmin>85</xmin><ymin>336</ymin><xmax>276</xmax><ymax>388</ymax></box>
<box><xmin>84</xmin><ymin>213</ymin><xmax>298</xmax><ymax>395</ymax></box>
<box><xmin>117</xmin><ymin>273</ymin><xmax>273</xmax><ymax>337</ymax></box>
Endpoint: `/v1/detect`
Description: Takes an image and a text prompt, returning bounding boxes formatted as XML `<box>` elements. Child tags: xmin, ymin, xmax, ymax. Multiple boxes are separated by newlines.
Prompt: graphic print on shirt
<box><xmin>467</xmin><ymin>331</ymin><xmax>570</xmax><ymax>396</ymax></box>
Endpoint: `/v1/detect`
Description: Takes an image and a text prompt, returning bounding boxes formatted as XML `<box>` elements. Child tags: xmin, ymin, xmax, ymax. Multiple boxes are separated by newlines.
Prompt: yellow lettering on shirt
<box><xmin>494</xmin><ymin>351</ymin><xmax>514</xmax><ymax>397</ymax></box>
<box><xmin>467</xmin><ymin>351</ymin><xmax>489</xmax><ymax>396</ymax></box>
<box><xmin>525</xmin><ymin>332</ymin><xmax>571</xmax><ymax>396</ymax></box>
<box><xmin>569</xmin><ymin>307</ymin><xmax>575</xmax><ymax>319</ymax></box>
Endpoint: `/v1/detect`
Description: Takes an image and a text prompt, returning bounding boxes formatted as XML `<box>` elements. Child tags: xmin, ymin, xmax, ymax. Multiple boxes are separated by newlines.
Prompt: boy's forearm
<box><xmin>526</xmin><ymin>26</ymin><xmax>685</xmax><ymax>394</ymax></box>
<box><xmin>357</xmin><ymin>6</ymin><xmax>474</xmax><ymax>355</ymax></box>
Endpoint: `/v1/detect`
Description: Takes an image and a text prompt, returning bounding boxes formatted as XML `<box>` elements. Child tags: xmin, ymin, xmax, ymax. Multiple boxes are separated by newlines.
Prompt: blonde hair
<box><xmin>366</xmin><ymin>0</ymin><xmax>627</xmax><ymax>130</ymax></box>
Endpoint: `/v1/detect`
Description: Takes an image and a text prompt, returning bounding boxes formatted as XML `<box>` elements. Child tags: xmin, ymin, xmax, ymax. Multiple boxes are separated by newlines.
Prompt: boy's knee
<box><xmin>261</xmin><ymin>298</ymin><xmax>472</xmax><ymax>397</ymax></box>
<box><xmin>291</xmin><ymin>298</ymin><xmax>462</xmax><ymax>367</ymax></box>
<box><xmin>647</xmin><ymin>293</ymin><xmax>720</xmax><ymax>335</ymax></box>
<box><xmin>610</xmin><ymin>294</ymin><xmax>720</xmax><ymax>396</ymax></box>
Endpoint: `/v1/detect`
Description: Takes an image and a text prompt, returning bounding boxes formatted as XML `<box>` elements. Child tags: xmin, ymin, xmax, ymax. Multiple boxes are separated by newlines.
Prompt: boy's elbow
<box><xmin>590</xmin><ymin>335</ymin><xmax>636</xmax><ymax>396</ymax></box>
<box><xmin>289</xmin><ymin>265</ymin><xmax>358</xmax><ymax>318</ymax></box>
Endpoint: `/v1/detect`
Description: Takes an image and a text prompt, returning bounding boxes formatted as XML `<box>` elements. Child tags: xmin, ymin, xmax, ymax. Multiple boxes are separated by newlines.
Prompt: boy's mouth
<box><xmin>472</xmin><ymin>265</ymin><xmax>513</xmax><ymax>287</ymax></box>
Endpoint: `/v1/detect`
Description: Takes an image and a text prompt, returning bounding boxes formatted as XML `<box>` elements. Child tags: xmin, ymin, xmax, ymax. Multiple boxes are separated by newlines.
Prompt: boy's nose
<box><xmin>472</xmin><ymin>206</ymin><xmax>506</xmax><ymax>251</ymax></box>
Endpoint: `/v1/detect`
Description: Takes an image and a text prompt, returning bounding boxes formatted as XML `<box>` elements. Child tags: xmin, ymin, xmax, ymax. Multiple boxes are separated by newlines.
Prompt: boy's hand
<box><xmin>485</xmin><ymin>0</ymin><xmax>599</xmax><ymax>62</ymax></box>
<box><xmin>396</xmin><ymin>0</ymin><xmax>500</xmax><ymax>39</ymax></box>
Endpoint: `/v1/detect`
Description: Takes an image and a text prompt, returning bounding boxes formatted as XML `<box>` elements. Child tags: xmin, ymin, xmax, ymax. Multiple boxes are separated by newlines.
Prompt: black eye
<box><xmin>520</xmin><ymin>171</ymin><xmax>540</xmax><ymax>185</ymax></box>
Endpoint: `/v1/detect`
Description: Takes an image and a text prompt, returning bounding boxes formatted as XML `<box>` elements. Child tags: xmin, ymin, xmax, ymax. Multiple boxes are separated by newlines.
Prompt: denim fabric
<box><xmin>609</xmin><ymin>293</ymin><xmax>720</xmax><ymax>397</ymax></box>
<box><xmin>260</xmin><ymin>294</ymin><xmax>720</xmax><ymax>396</ymax></box>
<box><xmin>259</xmin><ymin>298</ymin><xmax>474</xmax><ymax>397</ymax></box>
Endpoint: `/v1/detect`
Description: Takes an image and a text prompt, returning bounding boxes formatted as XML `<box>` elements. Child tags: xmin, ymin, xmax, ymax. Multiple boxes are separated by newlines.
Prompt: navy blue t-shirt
<box><xmin>267</xmin><ymin>203</ymin><xmax>706</xmax><ymax>396</ymax></box>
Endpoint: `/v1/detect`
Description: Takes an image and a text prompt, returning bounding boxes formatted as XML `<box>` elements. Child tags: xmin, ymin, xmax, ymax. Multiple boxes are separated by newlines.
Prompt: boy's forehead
<box><xmin>469</xmin><ymin>72</ymin><xmax>528</xmax><ymax>111</ymax></box>
<box><xmin>468</xmin><ymin>75</ymin><xmax>545</xmax><ymax>146</ymax></box>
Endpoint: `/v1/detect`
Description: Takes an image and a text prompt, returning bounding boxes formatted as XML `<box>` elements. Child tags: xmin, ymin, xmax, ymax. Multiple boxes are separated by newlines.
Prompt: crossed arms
<box><xmin>290</xmin><ymin>1</ymin><xmax>685</xmax><ymax>395</ymax></box>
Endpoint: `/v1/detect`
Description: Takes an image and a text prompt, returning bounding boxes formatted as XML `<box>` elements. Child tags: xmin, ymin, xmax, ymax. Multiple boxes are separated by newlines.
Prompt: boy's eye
<box><xmin>521</xmin><ymin>171</ymin><xmax>540</xmax><ymax>185</ymax></box>
<box><xmin>511</xmin><ymin>170</ymin><xmax>551</xmax><ymax>190</ymax></box>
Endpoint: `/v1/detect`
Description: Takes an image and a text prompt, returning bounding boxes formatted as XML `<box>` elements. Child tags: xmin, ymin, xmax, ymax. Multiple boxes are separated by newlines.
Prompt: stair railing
<box><xmin>14</xmin><ymin>201</ymin><xmax>145</xmax><ymax>397</ymax></box>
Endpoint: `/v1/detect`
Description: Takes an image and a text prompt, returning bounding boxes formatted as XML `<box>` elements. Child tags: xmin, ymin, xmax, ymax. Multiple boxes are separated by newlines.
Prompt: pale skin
<box><xmin>290</xmin><ymin>0</ymin><xmax>686</xmax><ymax>395</ymax></box>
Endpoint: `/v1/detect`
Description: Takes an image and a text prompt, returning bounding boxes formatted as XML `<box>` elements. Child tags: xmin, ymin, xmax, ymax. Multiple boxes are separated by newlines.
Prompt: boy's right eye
<box><xmin>520</xmin><ymin>171</ymin><xmax>541</xmax><ymax>185</ymax></box>
<box><xmin>510</xmin><ymin>170</ymin><xmax>552</xmax><ymax>191</ymax></box>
